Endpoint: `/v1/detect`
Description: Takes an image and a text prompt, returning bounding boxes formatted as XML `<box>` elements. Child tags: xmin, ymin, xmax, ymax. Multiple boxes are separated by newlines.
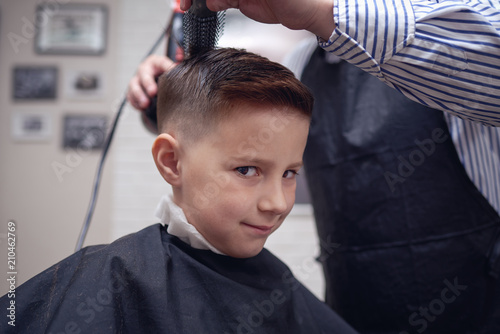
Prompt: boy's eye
<box><xmin>235</xmin><ymin>166</ymin><xmax>259</xmax><ymax>177</ymax></box>
<box><xmin>283</xmin><ymin>170</ymin><xmax>298</xmax><ymax>179</ymax></box>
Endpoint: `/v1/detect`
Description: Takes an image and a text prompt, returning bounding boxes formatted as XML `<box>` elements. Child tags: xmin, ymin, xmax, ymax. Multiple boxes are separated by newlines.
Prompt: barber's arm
<box><xmin>324</xmin><ymin>0</ymin><xmax>500</xmax><ymax>126</ymax></box>
<box><xmin>182</xmin><ymin>0</ymin><xmax>500</xmax><ymax>126</ymax></box>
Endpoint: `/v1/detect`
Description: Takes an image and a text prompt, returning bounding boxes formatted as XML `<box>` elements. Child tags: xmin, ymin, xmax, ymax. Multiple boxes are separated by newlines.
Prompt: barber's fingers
<box><xmin>127</xmin><ymin>55</ymin><xmax>175</xmax><ymax>111</ymax></box>
<box><xmin>138</xmin><ymin>55</ymin><xmax>176</xmax><ymax>97</ymax></box>
<box><xmin>181</xmin><ymin>0</ymin><xmax>239</xmax><ymax>12</ymax></box>
<box><xmin>127</xmin><ymin>76</ymin><xmax>151</xmax><ymax>110</ymax></box>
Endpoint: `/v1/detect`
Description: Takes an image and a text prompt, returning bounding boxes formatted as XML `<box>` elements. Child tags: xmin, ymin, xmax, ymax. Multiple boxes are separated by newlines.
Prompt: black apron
<box><xmin>301</xmin><ymin>48</ymin><xmax>500</xmax><ymax>333</ymax></box>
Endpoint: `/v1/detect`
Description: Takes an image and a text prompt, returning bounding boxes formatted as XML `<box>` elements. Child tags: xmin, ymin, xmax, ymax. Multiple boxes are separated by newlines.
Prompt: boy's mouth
<box><xmin>241</xmin><ymin>222</ymin><xmax>274</xmax><ymax>235</ymax></box>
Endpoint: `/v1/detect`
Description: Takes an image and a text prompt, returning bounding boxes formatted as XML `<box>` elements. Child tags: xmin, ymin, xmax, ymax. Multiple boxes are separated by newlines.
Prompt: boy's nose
<box><xmin>258</xmin><ymin>181</ymin><xmax>288</xmax><ymax>215</ymax></box>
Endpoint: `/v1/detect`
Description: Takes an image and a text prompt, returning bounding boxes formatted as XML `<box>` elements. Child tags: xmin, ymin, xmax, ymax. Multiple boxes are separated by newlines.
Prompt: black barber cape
<box><xmin>0</xmin><ymin>224</ymin><xmax>357</xmax><ymax>333</ymax></box>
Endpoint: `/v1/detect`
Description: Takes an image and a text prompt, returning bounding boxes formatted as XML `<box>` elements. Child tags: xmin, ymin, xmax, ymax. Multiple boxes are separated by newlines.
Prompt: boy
<box><xmin>0</xmin><ymin>48</ymin><xmax>357</xmax><ymax>333</ymax></box>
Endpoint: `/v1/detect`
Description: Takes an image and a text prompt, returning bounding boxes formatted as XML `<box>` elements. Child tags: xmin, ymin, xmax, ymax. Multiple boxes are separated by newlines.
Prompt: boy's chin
<box><xmin>226</xmin><ymin>245</ymin><xmax>266</xmax><ymax>259</ymax></box>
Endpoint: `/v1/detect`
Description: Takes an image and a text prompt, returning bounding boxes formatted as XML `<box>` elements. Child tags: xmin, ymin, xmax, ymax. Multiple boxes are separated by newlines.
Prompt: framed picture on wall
<box><xmin>13</xmin><ymin>66</ymin><xmax>58</xmax><ymax>100</ymax></box>
<box><xmin>64</xmin><ymin>70</ymin><xmax>105</xmax><ymax>100</ymax></box>
<box><xmin>63</xmin><ymin>114</ymin><xmax>108</xmax><ymax>150</ymax></box>
<box><xmin>35</xmin><ymin>3</ymin><xmax>108</xmax><ymax>56</ymax></box>
<box><xmin>11</xmin><ymin>110</ymin><xmax>53</xmax><ymax>142</ymax></box>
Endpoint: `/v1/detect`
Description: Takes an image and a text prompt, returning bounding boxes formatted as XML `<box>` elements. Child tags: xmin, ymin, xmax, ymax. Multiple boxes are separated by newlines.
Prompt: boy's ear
<box><xmin>152</xmin><ymin>133</ymin><xmax>182</xmax><ymax>187</ymax></box>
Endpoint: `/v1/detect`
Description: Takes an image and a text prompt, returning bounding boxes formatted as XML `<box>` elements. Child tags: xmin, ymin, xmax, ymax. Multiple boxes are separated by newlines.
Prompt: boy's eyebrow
<box><xmin>232</xmin><ymin>156</ymin><xmax>303</xmax><ymax>169</ymax></box>
<box><xmin>288</xmin><ymin>161</ymin><xmax>304</xmax><ymax>169</ymax></box>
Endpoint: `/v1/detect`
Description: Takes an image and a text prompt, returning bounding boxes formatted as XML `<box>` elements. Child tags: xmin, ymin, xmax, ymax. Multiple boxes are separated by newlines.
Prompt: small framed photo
<box><xmin>63</xmin><ymin>114</ymin><xmax>108</xmax><ymax>150</ymax></box>
<box><xmin>13</xmin><ymin>66</ymin><xmax>58</xmax><ymax>100</ymax></box>
<box><xmin>35</xmin><ymin>3</ymin><xmax>108</xmax><ymax>56</ymax></box>
<box><xmin>11</xmin><ymin>110</ymin><xmax>53</xmax><ymax>142</ymax></box>
<box><xmin>64</xmin><ymin>70</ymin><xmax>105</xmax><ymax>100</ymax></box>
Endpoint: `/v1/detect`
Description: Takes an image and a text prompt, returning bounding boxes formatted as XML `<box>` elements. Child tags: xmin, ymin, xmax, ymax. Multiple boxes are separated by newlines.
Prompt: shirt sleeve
<box><xmin>320</xmin><ymin>0</ymin><xmax>500</xmax><ymax>126</ymax></box>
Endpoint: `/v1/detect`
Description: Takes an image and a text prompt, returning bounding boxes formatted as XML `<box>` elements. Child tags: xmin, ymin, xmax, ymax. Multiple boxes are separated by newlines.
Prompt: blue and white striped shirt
<box><xmin>320</xmin><ymin>0</ymin><xmax>500</xmax><ymax>127</ymax></box>
<box><xmin>285</xmin><ymin>37</ymin><xmax>500</xmax><ymax>215</ymax></box>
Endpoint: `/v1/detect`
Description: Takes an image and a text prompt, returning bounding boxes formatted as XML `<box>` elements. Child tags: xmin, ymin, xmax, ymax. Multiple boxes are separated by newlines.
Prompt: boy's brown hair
<box><xmin>157</xmin><ymin>48</ymin><xmax>313</xmax><ymax>140</ymax></box>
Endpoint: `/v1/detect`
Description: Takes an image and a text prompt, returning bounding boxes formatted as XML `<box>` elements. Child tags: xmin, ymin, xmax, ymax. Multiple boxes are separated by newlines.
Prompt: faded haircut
<box><xmin>156</xmin><ymin>47</ymin><xmax>313</xmax><ymax>141</ymax></box>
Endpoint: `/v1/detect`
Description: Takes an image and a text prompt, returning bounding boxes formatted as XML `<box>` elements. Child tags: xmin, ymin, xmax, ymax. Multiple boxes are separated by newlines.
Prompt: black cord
<box><xmin>75</xmin><ymin>27</ymin><xmax>169</xmax><ymax>252</ymax></box>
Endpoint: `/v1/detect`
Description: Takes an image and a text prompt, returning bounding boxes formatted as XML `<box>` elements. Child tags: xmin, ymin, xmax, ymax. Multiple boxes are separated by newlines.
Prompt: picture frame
<box><xmin>63</xmin><ymin>114</ymin><xmax>108</xmax><ymax>150</ymax></box>
<box><xmin>13</xmin><ymin>66</ymin><xmax>58</xmax><ymax>100</ymax></box>
<box><xmin>35</xmin><ymin>3</ymin><xmax>108</xmax><ymax>56</ymax></box>
<box><xmin>64</xmin><ymin>70</ymin><xmax>105</xmax><ymax>100</ymax></box>
<box><xmin>11</xmin><ymin>110</ymin><xmax>53</xmax><ymax>142</ymax></box>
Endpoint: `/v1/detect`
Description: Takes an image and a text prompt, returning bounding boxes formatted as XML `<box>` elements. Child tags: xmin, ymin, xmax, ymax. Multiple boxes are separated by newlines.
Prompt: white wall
<box><xmin>1</xmin><ymin>0</ymin><xmax>324</xmax><ymax>300</ymax></box>
<box><xmin>0</xmin><ymin>0</ymin><xmax>119</xmax><ymax>295</ymax></box>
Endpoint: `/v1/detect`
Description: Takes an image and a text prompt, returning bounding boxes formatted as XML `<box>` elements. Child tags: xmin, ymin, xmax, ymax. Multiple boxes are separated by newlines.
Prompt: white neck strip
<box><xmin>155</xmin><ymin>195</ymin><xmax>225</xmax><ymax>255</ymax></box>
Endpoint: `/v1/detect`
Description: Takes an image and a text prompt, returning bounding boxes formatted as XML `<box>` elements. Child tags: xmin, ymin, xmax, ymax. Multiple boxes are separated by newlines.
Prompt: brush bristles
<box><xmin>183</xmin><ymin>8</ymin><xmax>225</xmax><ymax>58</ymax></box>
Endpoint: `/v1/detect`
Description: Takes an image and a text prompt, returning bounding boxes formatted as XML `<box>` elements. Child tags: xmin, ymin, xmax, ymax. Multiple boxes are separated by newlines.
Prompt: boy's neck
<box><xmin>155</xmin><ymin>195</ymin><xmax>226</xmax><ymax>255</ymax></box>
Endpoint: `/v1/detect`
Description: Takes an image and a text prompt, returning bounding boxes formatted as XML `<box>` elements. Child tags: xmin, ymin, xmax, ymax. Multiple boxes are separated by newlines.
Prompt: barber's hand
<box><xmin>127</xmin><ymin>55</ymin><xmax>175</xmax><ymax>110</ymax></box>
<box><xmin>180</xmin><ymin>0</ymin><xmax>335</xmax><ymax>40</ymax></box>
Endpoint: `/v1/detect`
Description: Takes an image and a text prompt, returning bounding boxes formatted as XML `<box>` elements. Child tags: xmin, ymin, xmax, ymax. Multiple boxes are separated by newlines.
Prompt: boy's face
<box><xmin>174</xmin><ymin>104</ymin><xmax>310</xmax><ymax>258</ymax></box>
